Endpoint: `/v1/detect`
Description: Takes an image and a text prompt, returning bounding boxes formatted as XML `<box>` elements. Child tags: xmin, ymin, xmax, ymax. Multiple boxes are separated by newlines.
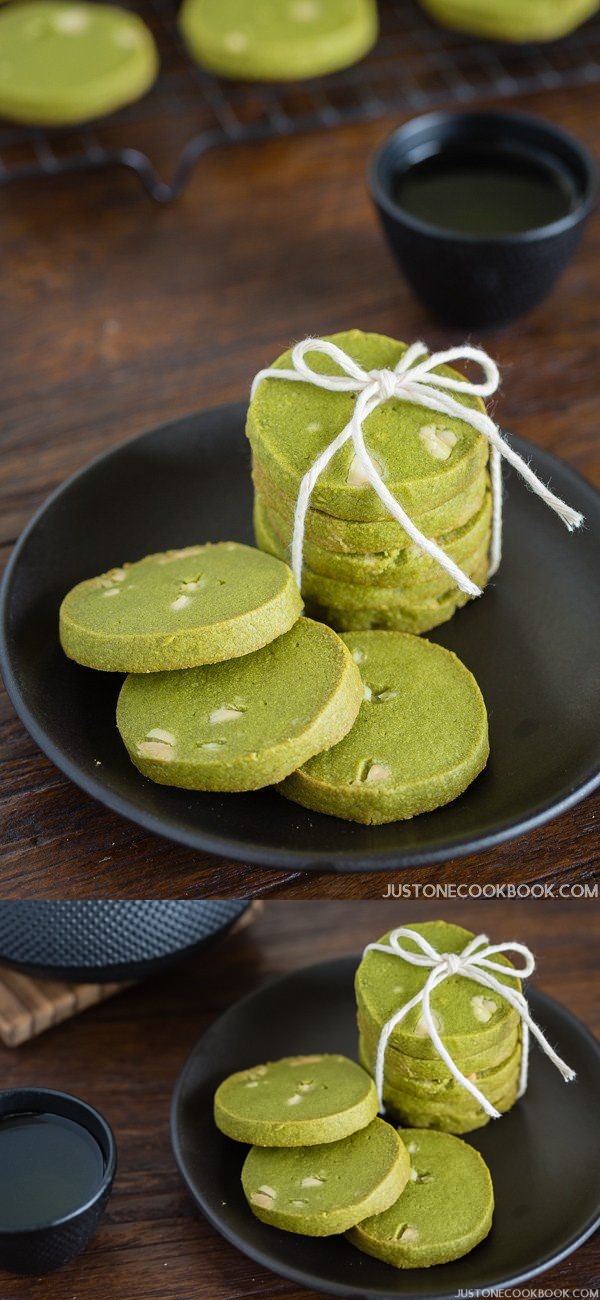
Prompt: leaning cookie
<box><xmin>242</xmin><ymin>1118</ymin><xmax>410</xmax><ymax>1236</ymax></box>
<box><xmin>59</xmin><ymin>542</ymin><xmax>303</xmax><ymax>673</ymax></box>
<box><xmin>347</xmin><ymin>1128</ymin><xmax>493</xmax><ymax>1266</ymax></box>
<box><xmin>116</xmin><ymin>617</ymin><xmax>363</xmax><ymax>791</ymax></box>
<box><xmin>214</xmin><ymin>1054</ymin><xmax>378</xmax><ymax>1146</ymax></box>
<box><xmin>280</xmin><ymin>632</ymin><xmax>489</xmax><ymax>823</ymax></box>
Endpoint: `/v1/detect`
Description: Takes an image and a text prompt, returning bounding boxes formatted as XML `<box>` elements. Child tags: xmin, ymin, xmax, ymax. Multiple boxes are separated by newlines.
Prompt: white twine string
<box><xmin>251</xmin><ymin>339</ymin><xmax>584</xmax><ymax>596</ymax></box>
<box><xmin>362</xmin><ymin>926</ymin><xmax>576</xmax><ymax>1119</ymax></box>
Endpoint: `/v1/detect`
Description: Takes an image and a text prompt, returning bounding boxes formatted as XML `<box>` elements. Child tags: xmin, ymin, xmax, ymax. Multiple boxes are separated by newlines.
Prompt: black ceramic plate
<box><xmin>171</xmin><ymin>954</ymin><xmax>600</xmax><ymax>1298</ymax></box>
<box><xmin>1</xmin><ymin>403</ymin><xmax>599</xmax><ymax>871</ymax></box>
<box><xmin>0</xmin><ymin>900</ymin><xmax>249</xmax><ymax>982</ymax></box>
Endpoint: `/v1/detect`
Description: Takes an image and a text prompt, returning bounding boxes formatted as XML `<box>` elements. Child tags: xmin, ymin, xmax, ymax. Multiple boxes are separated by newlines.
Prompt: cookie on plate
<box><xmin>280</xmin><ymin>633</ymin><xmax>489</xmax><ymax>822</ymax></box>
<box><xmin>0</xmin><ymin>2</ymin><xmax>158</xmax><ymax>126</ymax></box>
<box><xmin>347</xmin><ymin>1128</ymin><xmax>494</xmax><ymax>1266</ymax></box>
<box><xmin>116</xmin><ymin>616</ymin><xmax>363</xmax><ymax>791</ymax></box>
<box><xmin>60</xmin><ymin>542</ymin><xmax>303</xmax><ymax>673</ymax></box>
<box><xmin>214</xmin><ymin>1054</ymin><xmax>378</xmax><ymax>1146</ymax></box>
<box><xmin>242</xmin><ymin>1117</ymin><xmax>410</xmax><ymax>1236</ymax></box>
<box><xmin>418</xmin><ymin>0</ymin><xmax>598</xmax><ymax>42</ymax></box>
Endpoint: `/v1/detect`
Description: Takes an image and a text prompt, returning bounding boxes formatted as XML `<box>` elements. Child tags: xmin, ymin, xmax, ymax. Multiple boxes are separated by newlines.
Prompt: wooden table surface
<box><xmin>1</xmin><ymin>79</ymin><xmax>599</xmax><ymax>898</ymax></box>
<box><xmin>0</xmin><ymin>900</ymin><xmax>597</xmax><ymax>1299</ymax></box>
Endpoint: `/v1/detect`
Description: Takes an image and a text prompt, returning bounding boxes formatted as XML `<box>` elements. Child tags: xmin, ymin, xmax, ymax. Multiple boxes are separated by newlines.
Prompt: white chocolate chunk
<box><xmin>363</xmin><ymin>761</ymin><xmax>392</xmax><ymax>783</ymax></box>
<box><xmin>245</xmin><ymin>1081</ymin><xmax>259</xmax><ymax>1088</ymax></box>
<box><xmin>209</xmin><ymin>707</ymin><xmax>244</xmax><ymax>725</ymax></box>
<box><xmin>291</xmin><ymin>1199</ymin><xmax>307</xmax><ymax>1207</ymax></box>
<box><xmin>171</xmin><ymin>594</ymin><xmax>190</xmax><ymax>611</ymax></box>
<box><xmin>400</xmin><ymin>1226</ymin><xmax>419</xmax><ymax>1242</ymax></box>
<box><xmin>301</xmin><ymin>1176</ymin><xmax>324</xmax><ymax>1188</ymax></box>
<box><xmin>102</xmin><ymin>587</ymin><xmax>120</xmax><ymax>597</ymax></box>
<box><xmin>414</xmin><ymin>1011</ymin><xmax>442</xmax><ymax>1037</ymax></box>
<box><xmin>363</xmin><ymin>684</ymin><xmax>373</xmax><ymax>702</ymax></box>
<box><xmin>306</xmin><ymin>421</ymin><xmax>322</xmax><ymax>434</ymax></box>
<box><xmin>298</xmin><ymin>1082</ymin><xmax>316</xmax><ymax>1093</ymax></box>
<box><xmin>291</xmin><ymin>0</ymin><xmax>320</xmax><ymax>19</ymax></box>
<box><xmin>287</xmin><ymin>1094</ymin><xmax>302</xmax><ymax>1106</ymax></box>
<box><xmin>346</xmin><ymin>453</ymin><xmax>384</xmax><ymax>486</ymax></box>
<box><xmin>224</xmin><ymin>29</ymin><xmax>248</xmax><ymax>52</ymax></box>
<box><xmin>418</xmin><ymin>424</ymin><xmax>458</xmax><ymax>460</ymax></box>
<box><xmin>352</xmin><ymin>649</ymin><xmax>366</xmax><ymax>665</ymax></box>
<box><xmin>287</xmin><ymin>1055</ymin><xmax>322</xmax><ymax>1065</ymax></box>
<box><xmin>406</xmin><ymin>1141</ymin><xmax>418</xmax><ymax>1154</ymax></box>
<box><xmin>53</xmin><ymin>8</ymin><xmax>89</xmax><ymax>33</ymax></box>
<box><xmin>200</xmin><ymin>741</ymin><xmax>226</xmax><ymax>751</ymax></box>
<box><xmin>376</xmin><ymin>688</ymin><xmax>397</xmax><ymax>702</ymax></box>
<box><xmin>258</xmin><ymin>1185</ymin><xmax>277</xmax><ymax>1198</ymax></box>
<box><xmin>471</xmin><ymin>995</ymin><xmax>498</xmax><ymax>1023</ymax></box>
<box><xmin>181</xmin><ymin>577</ymin><xmax>204</xmax><ymax>592</ymax></box>
<box><xmin>108</xmin><ymin>568</ymin><xmax>127</xmax><ymax>582</ymax></box>
<box><xmin>146</xmin><ymin>728</ymin><xmax>175</xmax><ymax>745</ymax></box>
<box><xmin>251</xmin><ymin>1191</ymin><xmax>275</xmax><ymax>1208</ymax></box>
<box><xmin>137</xmin><ymin>740</ymin><xmax>174</xmax><ymax>762</ymax></box>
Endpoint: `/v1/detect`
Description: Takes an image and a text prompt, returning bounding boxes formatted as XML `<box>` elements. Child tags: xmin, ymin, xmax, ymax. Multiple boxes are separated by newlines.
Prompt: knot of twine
<box><xmin>362</xmin><ymin>926</ymin><xmax>576</xmax><ymax>1118</ymax></box>
<box><xmin>251</xmin><ymin>339</ymin><xmax>584</xmax><ymax>596</ymax></box>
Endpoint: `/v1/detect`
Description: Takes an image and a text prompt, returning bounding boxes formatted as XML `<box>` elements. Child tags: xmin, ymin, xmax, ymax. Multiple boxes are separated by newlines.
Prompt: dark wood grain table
<box><xmin>1</xmin><ymin>80</ymin><xmax>599</xmax><ymax>898</ymax></box>
<box><xmin>0</xmin><ymin>900</ymin><xmax>597</xmax><ymax>1299</ymax></box>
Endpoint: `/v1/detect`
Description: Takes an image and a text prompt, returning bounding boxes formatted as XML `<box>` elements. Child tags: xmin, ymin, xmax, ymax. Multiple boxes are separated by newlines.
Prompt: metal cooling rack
<box><xmin>1</xmin><ymin>0</ymin><xmax>599</xmax><ymax>201</ymax></box>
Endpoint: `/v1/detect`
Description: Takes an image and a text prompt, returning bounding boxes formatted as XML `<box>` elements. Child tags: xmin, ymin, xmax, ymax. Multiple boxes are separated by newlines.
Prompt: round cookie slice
<box><xmin>242</xmin><ymin>1118</ymin><xmax>410</xmax><ymax>1237</ymax></box>
<box><xmin>179</xmin><ymin>0</ymin><xmax>378</xmax><ymax>83</ymax></box>
<box><xmin>247</xmin><ymin>331</ymin><xmax>489</xmax><ymax>522</ymax></box>
<box><xmin>116</xmin><ymin>617</ymin><xmax>363</xmax><ymax>791</ymax></box>
<box><xmin>0</xmin><ymin>2</ymin><xmax>158</xmax><ymax>126</ymax></box>
<box><xmin>214</xmin><ymin>1054</ymin><xmax>378</xmax><ymax>1146</ymax></box>
<box><xmin>347</xmin><ymin>1128</ymin><xmax>494</xmax><ymax>1266</ymax></box>
<box><xmin>280</xmin><ymin>632</ymin><xmax>489</xmax><ymax>823</ymax></box>
<box><xmin>60</xmin><ymin>542</ymin><xmax>303</xmax><ymax>673</ymax></box>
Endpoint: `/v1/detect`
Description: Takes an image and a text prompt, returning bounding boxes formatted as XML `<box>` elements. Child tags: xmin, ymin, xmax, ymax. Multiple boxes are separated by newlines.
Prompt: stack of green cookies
<box><xmin>249</xmin><ymin>329</ymin><xmax>492</xmax><ymax>634</ymax></box>
<box><xmin>356</xmin><ymin>921</ymin><xmax>523</xmax><ymax>1133</ymax></box>
<box><xmin>214</xmin><ymin>1053</ymin><xmax>494</xmax><ymax>1265</ymax></box>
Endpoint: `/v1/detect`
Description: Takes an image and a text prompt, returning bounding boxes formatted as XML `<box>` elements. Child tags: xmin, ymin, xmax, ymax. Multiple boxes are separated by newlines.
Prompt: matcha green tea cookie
<box><xmin>280</xmin><ymin>633</ymin><xmax>489</xmax><ymax>823</ymax></box>
<box><xmin>242</xmin><ymin>1118</ymin><xmax>409</xmax><ymax>1236</ymax></box>
<box><xmin>0</xmin><ymin>2</ymin><xmax>158</xmax><ymax>126</ymax></box>
<box><xmin>347</xmin><ymin>1129</ymin><xmax>493</xmax><ymax>1266</ymax></box>
<box><xmin>307</xmin><ymin>556</ymin><xmax>488</xmax><ymax>635</ymax></box>
<box><xmin>358</xmin><ymin>1021</ymin><xmax>521</xmax><ymax>1083</ymax></box>
<box><xmin>356</xmin><ymin>922</ymin><xmax>520</xmax><ymax>1059</ymax></box>
<box><xmin>247</xmin><ymin>331</ymin><xmax>489</xmax><ymax>522</ymax></box>
<box><xmin>419</xmin><ymin>0</ymin><xmax>598</xmax><ymax>42</ymax></box>
<box><xmin>214</xmin><ymin>1054</ymin><xmax>378</xmax><ymax>1146</ymax></box>
<box><xmin>116</xmin><ymin>617</ymin><xmax>363</xmax><ymax>791</ymax></box>
<box><xmin>60</xmin><ymin>542</ymin><xmax>303</xmax><ymax>673</ymax></box>
<box><xmin>179</xmin><ymin>0</ymin><xmax>378</xmax><ymax>82</ymax></box>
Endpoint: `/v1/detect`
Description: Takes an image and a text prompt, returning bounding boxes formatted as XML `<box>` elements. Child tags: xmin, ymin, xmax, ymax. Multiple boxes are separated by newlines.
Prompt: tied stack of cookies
<box><xmin>214</xmin><ymin>1052</ymin><xmax>494</xmax><ymax>1267</ymax></box>
<box><xmin>356</xmin><ymin>921</ymin><xmax>523</xmax><ymax>1134</ymax></box>
<box><xmin>248</xmin><ymin>329</ymin><xmax>493</xmax><ymax>634</ymax></box>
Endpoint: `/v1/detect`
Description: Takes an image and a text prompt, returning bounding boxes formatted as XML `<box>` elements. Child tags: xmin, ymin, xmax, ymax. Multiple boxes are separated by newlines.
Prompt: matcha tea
<box><xmin>0</xmin><ymin>1113</ymin><xmax>105</xmax><ymax>1228</ymax></box>
<box><xmin>393</xmin><ymin>145</ymin><xmax>576</xmax><ymax>237</ymax></box>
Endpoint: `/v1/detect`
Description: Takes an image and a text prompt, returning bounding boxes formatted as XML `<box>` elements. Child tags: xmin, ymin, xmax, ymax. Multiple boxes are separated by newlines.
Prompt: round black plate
<box><xmin>1</xmin><ymin>403</ymin><xmax>599</xmax><ymax>871</ymax></box>
<box><xmin>0</xmin><ymin>900</ymin><xmax>249</xmax><ymax>982</ymax></box>
<box><xmin>171</xmin><ymin>954</ymin><xmax>600</xmax><ymax>1298</ymax></box>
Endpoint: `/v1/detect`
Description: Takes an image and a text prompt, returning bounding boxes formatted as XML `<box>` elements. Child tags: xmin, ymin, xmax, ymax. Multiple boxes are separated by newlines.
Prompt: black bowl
<box><xmin>0</xmin><ymin>1088</ymin><xmax>116</xmax><ymax>1276</ymax></box>
<box><xmin>368</xmin><ymin>109</ymin><xmax>598</xmax><ymax>328</ymax></box>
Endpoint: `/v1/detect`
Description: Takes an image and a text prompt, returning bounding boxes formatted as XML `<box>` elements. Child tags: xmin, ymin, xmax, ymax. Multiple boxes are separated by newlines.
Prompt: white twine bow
<box><xmin>251</xmin><ymin>339</ymin><xmax>584</xmax><ymax>596</ymax></box>
<box><xmin>362</xmin><ymin>926</ymin><xmax>576</xmax><ymax>1119</ymax></box>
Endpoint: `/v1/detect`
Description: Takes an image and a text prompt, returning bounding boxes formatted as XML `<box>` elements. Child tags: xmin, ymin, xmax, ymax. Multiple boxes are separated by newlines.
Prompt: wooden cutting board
<box><xmin>0</xmin><ymin>902</ymin><xmax>261</xmax><ymax>1047</ymax></box>
<box><xmin>0</xmin><ymin>967</ymin><xmax>126</xmax><ymax>1047</ymax></box>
